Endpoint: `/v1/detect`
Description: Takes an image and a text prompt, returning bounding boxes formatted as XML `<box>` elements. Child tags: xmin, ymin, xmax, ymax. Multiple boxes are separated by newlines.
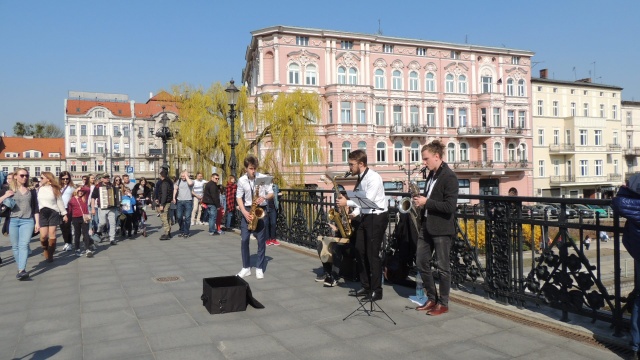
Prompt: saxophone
<box><xmin>398</xmin><ymin>167</ymin><xmax>426</xmax><ymax>234</ymax></box>
<box><xmin>324</xmin><ymin>171</ymin><xmax>353</xmax><ymax>239</ymax></box>
<box><xmin>248</xmin><ymin>181</ymin><xmax>265</xmax><ymax>231</ymax></box>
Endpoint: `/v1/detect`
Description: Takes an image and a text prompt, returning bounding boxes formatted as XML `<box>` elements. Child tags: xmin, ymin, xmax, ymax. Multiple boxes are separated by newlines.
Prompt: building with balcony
<box><xmin>531</xmin><ymin>70</ymin><xmax>623</xmax><ymax>198</ymax></box>
<box><xmin>0</xmin><ymin>135</ymin><xmax>66</xmax><ymax>178</ymax></box>
<box><xmin>622</xmin><ymin>101</ymin><xmax>640</xmax><ymax>181</ymax></box>
<box><xmin>242</xmin><ymin>25</ymin><xmax>535</xmax><ymax>196</ymax></box>
<box><xmin>64</xmin><ymin>91</ymin><xmax>178</xmax><ymax>181</ymax></box>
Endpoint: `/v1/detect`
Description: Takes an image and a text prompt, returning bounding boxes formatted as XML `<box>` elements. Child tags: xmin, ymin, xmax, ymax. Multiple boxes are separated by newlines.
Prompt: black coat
<box><xmin>158</xmin><ymin>178</ymin><xmax>174</xmax><ymax>205</ymax></box>
<box><xmin>202</xmin><ymin>182</ymin><xmax>221</xmax><ymax>207</ymax></box>
<box><xmin>423</xmin><ymin>162</ymin><xmax>459</xmax><ymax>236</ymax></box>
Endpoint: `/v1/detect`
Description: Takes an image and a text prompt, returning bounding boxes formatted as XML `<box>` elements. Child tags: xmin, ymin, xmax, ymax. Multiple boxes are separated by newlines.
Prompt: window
<box><xmin>123</xmin><ymin>126</ymin><xmax>129</xmax><ymax>137</ymax></box>
<box><xmin>579</xmin><ymin>129</ymin><xmax>588</xmax><ymax>145</ymax></box>
<box><xmin>553</xmin><ymin>160</ymin><xmax>559</xmax><ymax>176</ymax></box>
<box><xmin>493</xmin><ymin>108</ymin><xmax>501</xmax><ymax>127</ymax></box>
<box><xmin>410</xmin><ymin>142</ymin><xmax>420</xmax><ymax>162</ymax></box>
<box><xmin>340</xmin><ymin>102</ymin><xmax>351</xmax><ymax>124</ymax></box>
<box><xmin>416</xmin><ymin>47</ymin><xmax>426</xmax><ymax>56</ymax></box>
<box><xmin>594</xmin><ymin>130</ymin><xmax>602</xmax><ymax>145</ymax></box>
<box><xmin>482</xmin><ymin>143</ymin><xmax>488</xmax><ymax>161</ymax></box>
<box><xmin>80</xmin><ymin>125</ymin><xmax>87</xmax><ymax>136</ymax></box>
<box><xmin>409</xmin><ymin>71</ymin><xmax>419</xmax><ymax>91</ymax></box>
<box><xmin>447</xmin><ymin>143</ymin><xmax>456</xmax><ymax>162</ymax></box>
<box><xmin>512</xmin><ymin>56</ymin><xmax>520</xmax><ymax>65</ymax></box>
<box><xmin>538</xmin><ymin>160</ymin><xmax>545</xmax><ymax>177</ymax></box>
<box><xmin>450</xmin><ymin>51</ymin><xmax>460</xmax><ymax>59</ymax></box>
<box><xmin>409</xmin><ymin>106</ymin><xmax>419</xmax><ymax>126</ymax></box>
<box><xmin>289</xmin><ymin>148</ymin><xmax>301</xmax><ymax>165</ymax></box>
<box><xmin>394</xmin><ymin>142</ymin><xmax>403</xmax><ymax>162</ymax></box>
<box><xmin>328</xmin><ymin>102</ymin><xmax>333</xmax><ymax>124</ymax></box>
<box><xmin>288</xmin><ymin>63</ymin><xmax>300</xmax><ymax>84</ymax></box>
<box><xmin>337</xmin><ymin>67</ymin><xmax>346</xmax><ymax>84</ymax></box>
<box><xmin>374</xmin><ymin>69</ymin><xmax>385</xmax><ymax>89</ymax></box>
<box><xmin>584</xmin><ymin>90</ymin><xmax>588</xmax><ymax>95</ymax></box>
<box><xmin>481</xmin><ymin>108</ymin><xmax>487</xmax><ymax>127</ymax></box>
<box><xmin>81</xmin><ymin>164</ymin><xmax>87</xmax><ymax>172</ymax></box>
<box><xmin>70</xmin><ymin>165</ymin><xmax>77</xmax><ymax>172</ymax></box>
<box><xmin>481</xmin><ymin>76</ymin><xmax>492</xmax><ymax>93</ymax></box>
<box><xmin>537</xmin><ymin>100</ymin><xmax>543</xmax><ymax>116</ymax></box>
<box><xmin>566</xmin><ymin>130</ymin><xmax>572</xmax><ymax>144</ymax></box>
<box><xmin>595</xmin><ymin>160</ymin><xmax>603</xmax><ymax>176</ymax></box>
<box><xmin>296</xmin><ymin>36</ymin><xmax>309</xmax><ymax>46</ymax></box>
<box><xmin>70</xmin><ymin>142</ymin><xmax>76</xmax><ymax>153</ymax></box>
<box><xmin>458</xmin><ymin>75</ymin><xmax>467</xmax><ymax>93</ymax></box>
<box><xmin>507</xmin><ymin>110</ymin><xmax>515</xmax><ymax>128</ymax></box>
<box><xmin>348</xmin><ymin>67</ymin><xmax>358</xmax><ymax>85</ymax></box>
<box><xmin>553</xmin><ymin>130</ymin><xmax>559</xmax><ymax>145</ymax></box>
<box><xmin>113</xmin><ymin>125</ymin><xmax>120</xmax><ymax>136</ymax></box>
<box><xmin>341</xmin><ymin>141</ymin><xmax>351</xmax><ymax>162</ymax></box>
<box><xmin>425</xmin><ymin>73</ymin><xmax>435</xmax><ymax>92</ymax></box>
<box><xmin>356</xmin><ymin>103</ymin><xmax>366</xmax><ymax>124</ymax></box>
<box><xmin>358</xmin><ymin>141</ymin><xmax>367</xmax><ymax>150</ymax></box>
<box><xmin>508</xmin><ymin>144</ymin><xmax>516</xmax><ymax>161</ymax></box>
<box><xmin>341</xmin><ymin>40</ymin><xmax>353</xmax><ymax>49</ymax></box>
<box><xmin>553</xmin><ymin>88</ymin><xmax>558</xmax><ymax>93</ymax></box>
<box><xmin>538</xmin><ymin>86</ymin><xmax>543</xmax><ymax>91</ymax></box>
<box><xmin>95</xmin><ymin>125</ymin><xmax>105</xmax><ymax>136</ymax></box>
<box><xmin>376</xmin><ymin>142</ymin><xmax>386</xmax><ymax>162</ymax></box>
<box><xmin>518</xmin><ymin>111</ymin><xmax>526</xmax><ymax>128</ymax></box>
<box><xmin>305</xmin><ymin>64</ymin><xmax>317</xmax><ymax>85</ymax></box>
<box><xmin>393</xmin><ymin>105</ymin><xmax>402</xmax><ymax>126</ymax></box>
<box><xmin>459</xmin><ymin>143</ymin><xmax>468</xmax><ymax>161</ymax></box>
<box><xmin>493</xmin><ymin>142</ymin><xmax>503</xmax><ymax>162</ymax></box>
<box><xmin>445</xmin><ymin>74</ymin><xmax>454</xmax><ymax>93</ymax></box>
<box><xmin>113</xmin><ymin>164</ymin><xmax>121</xmax><ymax>172</ymax></box>
<box><xmin>571</xmin><ymin>103</ymin><xmax>576</xmax><ymax>116</ymax></box>
<box><xmin>627</xmin><ymin>111</ymin><xmax>633</xmax><ymax>125</ymax></box>
<box><xmin>506</xmin><ymin>79</ymin><xmax>514</xmax><ymax>96</ymax></box>
<box><xmin>34</xmin><ymin>167</ymin><xmax>41</xmax><ymax>177</ymax></box>
<box><xmin>139</xmin><ymin>143</ymin><xmax>144</xmax><ymax>154</ymax></box>
<box><xmin>571</xmin><ymin>89</ymin><xmax>575</xmax><ymax>94</ymax></box>
<box><xmin>614</xmin><ymin>159</ymin><xmax>619</xmax><ymax>174</ymax></box>
<box><xmin>538</xmin><ymin>129</ymin><xmax>544</xmax><ymax>145</ymax></box>
<box><xmin>328</xmin><ymin>142</ymin><xmax>333</xmax><ymax>163</ymax></box>
<box><xmin>580</xmin><ymin>160</ymin><xmax>588</xmax><ymax>176</ymax></box>
<box><xmin>446</xmin><ymin>108</ymin><xmax>455</xmax><ymax>127</ymax></box>
<box><xmin>459</xmin><ymin>108</ymin><xmax>467</xmax><ymax>127</ymax></box>
<box><xmin>613</xmin><ymin>105</ymin><xmax>618</xmax><ymax>120</ymax></box>
<box><xmin>149</xmin><ymin>127</ymin><xmax>155</xmax><ymax>137</ymax></box>
<box><xmin>517</xmin><ymin>79</ymin><xmax>525</xmax><ymax>97</ymax></box>
<box><xmin>392</xmin><ymin>70</ymin><xmax>402</xmax><ymax>90</ymax></box>
<box><xmin>95</xmin><ymin>110</ymin><xmax>105</xmax><ymax>118</ymax></box>
<box><xmin>553</xmin><ymin>101</ymin><xmax>559</xmax><ymax>116</ymax></box>
<box><xmin>375</xmin><ymin>105</ymin><xmax>385</xmax><ymax>125</ymax></box>
<box><xmin>69</xmin><ymin>125</ymin><xmax>76</xmax><ymax>136</ymax></box>
<box><xmin>139</xmin><ymin>161</ymin><xmax>146</xmax><ymax>172</ymax></box>
<box><xmin>55</xmin><ymin>167</ymin><xmax>60</xmax><ymax>177</ymax></box>
<box><xmin>583</xmin><ymin>103</ymin><xmax>589</xmax><ymax>117</ymax></box>
<box><xmin>600</xmin><ymin>104</ymin><xmax>605</xmax><ymax>118</ymax></box>
<box><xmin>81</xmin><ymin>142</ymin><xmax>87</xmax><ymax>152</ymax></box>
<box><xmin>383</xmin><ymin>44</ymin><xmax>394</xmax><ymax>53</ymax></box>
<box><xmin>426</xmin><ymin>107</ymin><xmax>435</xmax><ymax>127</ymax></box>
<box><xmin>614</xmin><ymin>131</ymin><xmax>619</xmax><ymax>145</ymax></box>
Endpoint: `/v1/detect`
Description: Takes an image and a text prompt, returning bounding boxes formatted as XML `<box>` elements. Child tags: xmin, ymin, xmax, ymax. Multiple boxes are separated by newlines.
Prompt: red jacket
<box><xmin>68</xmin><ymin>196</ymin><xmax>89</xmax><ymax>218</ymax></box>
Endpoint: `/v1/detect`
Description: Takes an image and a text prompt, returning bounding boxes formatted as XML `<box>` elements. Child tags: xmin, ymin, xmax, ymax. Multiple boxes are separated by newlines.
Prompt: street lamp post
<box><xmin>225</xmin><ymin>80</ymin><xmax>240</xmax><ymax>179</ymax></box>
<box><xmin>398</xmin><ymin>150</ymin><xmax>424</xmax><ymax>190</ymax></box>
<box><xmin>155</xmin><ymin>106</ymin><xmax>173</xmax><ymax>170</ymax></box>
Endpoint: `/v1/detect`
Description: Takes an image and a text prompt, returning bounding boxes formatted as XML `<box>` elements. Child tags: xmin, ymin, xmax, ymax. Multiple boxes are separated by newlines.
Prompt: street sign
<box><xmin>126</xmin><ymin>166</ymin><xmax>134</xmax><ymax>174</ymax></box>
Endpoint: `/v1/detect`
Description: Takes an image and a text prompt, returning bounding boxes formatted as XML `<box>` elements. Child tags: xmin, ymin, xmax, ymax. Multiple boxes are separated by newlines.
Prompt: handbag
<box><xmin>0</xmin><ymin>197</ymin><xmax>16</xmax><ymax>217</ymax></box>
<box><xmin>119</xmin><ymin>213</ymin><xmax>127</xmax><ymax>221</ymax></box>
<box><xmin>75</xmin><ymin>197</ymin><xmax>91</xmax><ymax>223</ymax></box>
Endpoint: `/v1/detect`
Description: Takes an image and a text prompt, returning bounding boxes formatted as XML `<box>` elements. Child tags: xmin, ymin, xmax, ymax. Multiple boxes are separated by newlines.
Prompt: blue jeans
<box><xmin>10</xmin><ymin>217</ymin><xmax>34</xmax><ymax>272</ymax></box>
<box><xmin>176</xmin><ymin>200</ymin><xmax>193</xmax><ymax>235</ymax></box>
<box><xmin>207</xmin><ymin>205</ymin><xmax>218</xmax><ymax>233</ymax></box>
<box><xmin>266</xmin><ymin>206</ymin><xmax>277</xmax><ymax>239</ymax></box>
<box><xmin>225</xmin><ymin>210</ymin><xmax>234</xmax><ymax>229</ymax></box>
<box><xmin>633</xmin><ymin>260</ymin><xmax>640</xmax><ymax>351</ymax></box>
<box><xmin>240</xmin><ymin>215</ymin><xmax>267</xmax><ymax>270</ymax></box>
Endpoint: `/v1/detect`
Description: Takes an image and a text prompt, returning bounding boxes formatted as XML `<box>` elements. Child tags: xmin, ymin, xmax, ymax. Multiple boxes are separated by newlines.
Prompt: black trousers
<box><xmin>60</xmin><ymin>219</ymin><xmax>72</xmax><ymax>244</ymax></box>
<box><xmin>355</xmin><ymin>212</ymin><xmax>388</xmax><ymax>292</ymax></box>
<box><xmin>416</xmin><ymin>224</ymin><xmax>452</xmax><ymax>306</ymax></box>
<box><xmin>72</xmin><ymin>217</ymin><xmax>91</xmax><ymax>251</ymax></box>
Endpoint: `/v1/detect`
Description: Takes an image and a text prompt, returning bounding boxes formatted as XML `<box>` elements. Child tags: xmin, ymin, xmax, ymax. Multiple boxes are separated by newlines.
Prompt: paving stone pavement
<box><xmin>0</xmin><ymin>216</ymin><xmax>627</xmax><ymax>360</ymax></box>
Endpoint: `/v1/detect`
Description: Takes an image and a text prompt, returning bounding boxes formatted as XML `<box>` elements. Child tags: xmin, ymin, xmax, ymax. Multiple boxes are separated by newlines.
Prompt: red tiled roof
<box><xmin>134</xmin><ymin>91</ymin><xmax>179</xmax><ymax>118</ymax></box>
<box><xmin>0</xmin><ymin>137</ymin><xmax>66</xmax><ymax>160</ymax></box>
<box><xmin>66</xmin><ymin>99</ymin><xmax>132</xmax><ymax>117</ymax></box>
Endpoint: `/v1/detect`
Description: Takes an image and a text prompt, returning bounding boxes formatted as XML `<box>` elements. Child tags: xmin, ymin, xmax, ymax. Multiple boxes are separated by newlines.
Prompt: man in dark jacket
<box><xmin>202</xmin><ymin>173</ymin><xmax>222</xmax><ymax>235</ymax></box>
<box><xmin>157</xmin><ymin>170</ymin><xmax>174</xmax><ymax>240</ymax></box>
<box><xmin>412</xmin><ymin>140</ymin><xmax>459</xmax><ymax>316</ymax></box>
<box><xmin>612</xmin><ymin>174</ymin><xmax>640</xmax><ymax>358</ymax></box>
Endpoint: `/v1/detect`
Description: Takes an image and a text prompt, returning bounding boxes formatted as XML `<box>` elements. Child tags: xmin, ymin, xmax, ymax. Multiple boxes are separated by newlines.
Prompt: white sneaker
<box><xmin>62</xmin><ymin>243</ymin><xmax>71</xmax><ymax>251</ymax></box>
<box><xmin>190</xmin><ymin>221</ymin><xmax>195</xmax><ymax>226</ymax></box>
<box><xmin>85</xmin><ymin>250</ymin><xmax>94</xmax><ymax>258</ymax></box>
<box><xmin>256</xmin><ymin>269</ymin><xmax>264</xmax><ymax>279</ymax></box>
<box><xmin>237</xmin><ymin>268</ymin><xmax>251</xmax><ymax>278</ymax></box>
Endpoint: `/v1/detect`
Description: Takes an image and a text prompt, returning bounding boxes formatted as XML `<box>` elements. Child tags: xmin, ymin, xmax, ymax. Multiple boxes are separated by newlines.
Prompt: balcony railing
<box><xmin>389</xmin><ymin>124</ymin><xmax>429</xmax><ymax>136</ymax></box>
<box><xmin>457</xmin><ymin>126</ymin><xmax>492</xmax><ymax>136</ymax></box>
<box><xmin>624</xmin><ymin>147</ymin><xmax>640</xmax><ymax>156</ymax></box>
<box><xmin>549</xmin><ymin>175</ymin><xmax>575</xmax><ymax>184</ymax></box>
<box><xmin>549</xmin><ymin>143</ymin><xmax>575</xmax><ymax>153</ymax></box>
<box><xmin>607</xmin><ymin>143</ymin><xmax>622</xmax><ymax>151</ymax></box>
<box><xmin>608</xmin><ymin>173</ymin><xmax>622</xmax><ymax>182</ymax></box>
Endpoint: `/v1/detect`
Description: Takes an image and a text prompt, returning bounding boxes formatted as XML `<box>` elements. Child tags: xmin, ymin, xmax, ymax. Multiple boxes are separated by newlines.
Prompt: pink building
<box><xmin>242</xmin><ymin>26</ymin><xmax>535</xmax><ymax>197</ymax></box>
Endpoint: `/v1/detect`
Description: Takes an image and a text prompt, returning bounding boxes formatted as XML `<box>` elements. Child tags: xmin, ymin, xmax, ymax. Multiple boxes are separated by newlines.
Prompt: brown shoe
<box><xmin>416</xmin><ymin>300</ymin><xmax>437</xmax><ymax>312</ymax></box>
<box><xmin>427</xmin><ymin>304</ymin><xmax>449</xmax><ymax>316</ymax></box>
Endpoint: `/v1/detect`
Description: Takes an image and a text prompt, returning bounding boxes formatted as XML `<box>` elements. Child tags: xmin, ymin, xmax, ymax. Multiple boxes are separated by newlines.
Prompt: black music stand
<box><xmin>342</xmin><ymin>191</ymin><xmax>396</xmax><ymax>324</ymax></box>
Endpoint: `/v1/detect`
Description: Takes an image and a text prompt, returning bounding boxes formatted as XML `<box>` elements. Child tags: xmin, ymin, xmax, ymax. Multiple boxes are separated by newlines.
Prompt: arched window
<box><xmin>508</xmin><ymin>143</ymin><xmax>516</xmax><ymax>161</ymax></box>
<box><xmin>337</xmin><ymin>67</ymin><xmax>346</xmax><ymax>84</ymax></box>
<box><xmin>394</xmin><ymin>142</ymin><xmax>404</xmax><ymax>163</ymax></box>
<box><xmin>288</xmin><ymin>63</ymin><xmax>300</xmax><ymax>84</ymax></box>
<box><xmin>358</xmin><ymin>141</ymin><xmax>367</xmax><ymax>150</ymax></box>
<box><xmin>447</xmin><ymin>143</ymin><xmax>456</xmax><ymax>162</ymax></box>
<box><xmin>519</xmin><ymin>143</ymin><xmax>527</xmax><ymax>161</ymax></box>
<box><xmin>348</xmin><ymin>67</ymin><xmax>358</xmax><ymax>85</ymax></box>
<box><xmin>517</xmin><ymin>79</ymin><xmax>526</xmax><ymax>97</ymax></box>
<box><xmin>494</xmin><ymin>142</ymin><xmax>503</xmax><ymax>162</ymax></box>
<box><xmin>460</xmin><ymin>143</ymin><xmax>468</xmax><ymax>161</ymax></box>
<box><xmin>328</xmin><ymin>142</ymin><xmax>334</xmax><ymax>163</ymax></box>
<box><xmin>445</xmin><ymin>74</ymin><xmax>454</xmax><ymax>93</ymax></box>
<box><xmin>506</xmin><ymin>78</ymin><xmax>514</xmax><ymax>96</ymax></box>
<box><xmin>409</xmin><ymin>71</ymin><xmax>419</xmax><ymax>91</ymax></box>
<box><xmin>392</xmin><ymin>70</ymin><xmax>402</xmax><ymax>90</ymax></box>
<box><xmin>374</xmin><ymin>69</ymin><xmax>385</xmax><ymax>89</ymax></box>
<box><xmin>425</xmin><ymin>73</ymin><xmax>435</xmax><ymax>92</ymax></box>
<box><xmin>410</xmin><ymin>142</ymin><xmax>420</xmax><ymax>162</ymax></box>
<box><xmin>305</xmin><ymin>64</ymin><xmax>317</xmax><ymax>85</ymax></box>
<box><xmin>376</xmin><ymin>142</ymin><xmax>386</xmax><ymax>162</ymax></box>
<box><xmin>341</xmin><ymin>141</ymin><xmax>351</xmax><ymax>162</ymax></box>
<box><xmin>458</xmin><ymin>75</ymin><xmax>467</xmax><ymax>93</ymax></box>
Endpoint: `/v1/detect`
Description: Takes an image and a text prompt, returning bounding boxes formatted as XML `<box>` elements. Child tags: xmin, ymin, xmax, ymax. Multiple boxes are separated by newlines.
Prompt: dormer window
<box><xmin>451</xmin><ymin>51</ymin><xmax>460</xmax><ymax>59</ymax></box>
<box><xmin>95</xmin><ymin>110</ymin><xmax>105</xmax><ymax>118</ymax></box>
<box><xmin>48</xmin><ymin>153</ymin><xmax>61</xmax><ymax>158</ymax></box>
<box><xmin>296</xmin><ymin>36</ymin><xmax>309</xmax><ymax>46</ymax></box>
<box><xmin>341</xmin><ymin>40</ymin><xmax>353</xmax><ymax>50</ymax></box>
<box><xmin>416</xmin><ymin>47</ymin><xmax>426</xmax><ymax>56</ymax></box>
<box><xmin>383</xmin><ymin>44</ymin><xmax>394</xmax><ymax>53</ymax></box>
<box><xmin>511</xmin><ymin>56</ymin><xmax>520</xmax><ymax>65</ymax></box>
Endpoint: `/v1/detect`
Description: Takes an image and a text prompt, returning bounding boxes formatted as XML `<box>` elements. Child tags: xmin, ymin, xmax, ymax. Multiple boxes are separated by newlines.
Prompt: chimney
<box><xmin>540</xmin><ymin>69</ymin><xmax>548</xmax><ymax>79</ymax></box>
<box><xmin>149</xmin><ymin>92</ymin><xmax>153</xmax><ymax>99</ymax></box>
<box><xmin>1</xmin><ymin>131</ymin><xmax>5</xmax><ymax>137</ymax></box>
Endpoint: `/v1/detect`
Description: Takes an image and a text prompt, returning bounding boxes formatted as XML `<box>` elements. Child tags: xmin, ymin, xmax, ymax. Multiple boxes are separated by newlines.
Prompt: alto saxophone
<box><xmin>324</xmin><ymin>171</ymin><xmax>353</xmax><ymax>239</ymax></box>
<box><xmin>398</xmin><ymin>167</ymin><xmax>426</xmax><ymax>234</ymax></box>
<box><xmin>248</xmin><ymin>181</ymin><xmax>265</xmax><ymax>231</ymax></box>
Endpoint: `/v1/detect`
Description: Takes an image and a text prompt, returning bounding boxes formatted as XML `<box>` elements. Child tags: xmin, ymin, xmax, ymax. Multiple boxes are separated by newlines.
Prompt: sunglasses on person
<box><xmin>61</xmin><ymin>177</ymin><xmax>70</xmax><ymax>181</ymax></box>
<box><xmin>18</xmin><ymin>174</ymin><xmax>29</xmax><ymax>178</ymax></box>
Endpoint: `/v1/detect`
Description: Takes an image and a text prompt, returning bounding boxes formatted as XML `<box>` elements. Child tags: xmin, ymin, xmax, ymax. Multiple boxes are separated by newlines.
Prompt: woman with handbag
<box><xmin>68</xmin><ymin>186</ymin><xmax>93</xmax><ymax>257</ymax></box>
<box><xmin>2</xmin><ymin>168</ymin><xmax>39</xmax><ymax>279</ymax></box>
<box><xmin>37</xmin><ymin>171</ymin><xmax>68</xmax><ymax>262</ymax></box>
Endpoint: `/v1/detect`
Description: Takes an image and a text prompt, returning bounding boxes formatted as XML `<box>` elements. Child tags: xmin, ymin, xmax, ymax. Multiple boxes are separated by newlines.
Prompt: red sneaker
<box><xmin>271</xmin><ymin>239</ymin><xmax>281</xmax><ymax>246</ymax></box>
<box><xmin>266</xmin><ymin>240</ymin><xmax>273</xmax><ymax>246</ymax></box>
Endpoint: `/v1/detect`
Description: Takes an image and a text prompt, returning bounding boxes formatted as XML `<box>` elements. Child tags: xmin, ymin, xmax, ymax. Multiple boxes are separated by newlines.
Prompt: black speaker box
<box><xmin>201</xmin><ymin>276</ymin><xmax>248</xmax><ymax>314</ymax></box>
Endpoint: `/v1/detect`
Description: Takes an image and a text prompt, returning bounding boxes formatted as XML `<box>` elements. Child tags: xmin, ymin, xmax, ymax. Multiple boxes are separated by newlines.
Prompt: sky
<box><xmin>1</xmin><ymin>0</ymin><xmax>638</xmax><ymax>136</ymax></box>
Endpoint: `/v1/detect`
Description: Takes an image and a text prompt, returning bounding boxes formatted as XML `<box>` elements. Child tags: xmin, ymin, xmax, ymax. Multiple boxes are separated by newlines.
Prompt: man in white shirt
<box><xmin>236</xmin><ymin>155</ymin><xmax>274</xmax><ymax>280</ymax></box>
<box><xmin>191</xmin><ymin>172</ymin><xmax>207</xmax><ymax>226</ymax></box>
<box><xmin>122</xmin><ymin>174</ymin><xmax>136</xmax><ymax>191</ymax></box>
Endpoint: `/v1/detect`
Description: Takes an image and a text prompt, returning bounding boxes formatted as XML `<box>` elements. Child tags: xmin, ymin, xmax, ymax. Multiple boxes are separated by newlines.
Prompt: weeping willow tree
<box><xmin>167</xmin><ymin>82</ymin><xmax>322</xmax><ymax>186</ymax></box>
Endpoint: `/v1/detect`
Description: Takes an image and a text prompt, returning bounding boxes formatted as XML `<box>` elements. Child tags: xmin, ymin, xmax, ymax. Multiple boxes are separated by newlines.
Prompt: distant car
<box><xmin>456</xmin><ymin>203</ymin><xmax>485</xmax><ymax>217</ymax></box>
<box><xmin>601</xmin><ymin>205</ymin><xmax>614</xmax><ymax>218</ymax></box>
<box><xmin>569</xmin><ymin>204</ymin><xmax>595</xmax><ymax>218</ymax></box>
<box><xmin>585</xmin><ymin>204</ymin><xmax>608</xmax><ymax>218</ymax></box>
<box><xmin>532</xmin><ymin>204</ymin><xmax>558</xmax><ymax>219</ymax></box>
<box><xmin>543</xmin><ymin>203</ymin><xmax>577</xmax><ymax>219</ymax></box>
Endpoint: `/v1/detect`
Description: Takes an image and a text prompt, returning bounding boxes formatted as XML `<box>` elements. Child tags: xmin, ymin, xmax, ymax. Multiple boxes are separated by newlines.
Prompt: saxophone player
<box><xmin>236</xmin><ymin>155</ymin><xmax>274</xmax><ymax>280</ymax></box>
